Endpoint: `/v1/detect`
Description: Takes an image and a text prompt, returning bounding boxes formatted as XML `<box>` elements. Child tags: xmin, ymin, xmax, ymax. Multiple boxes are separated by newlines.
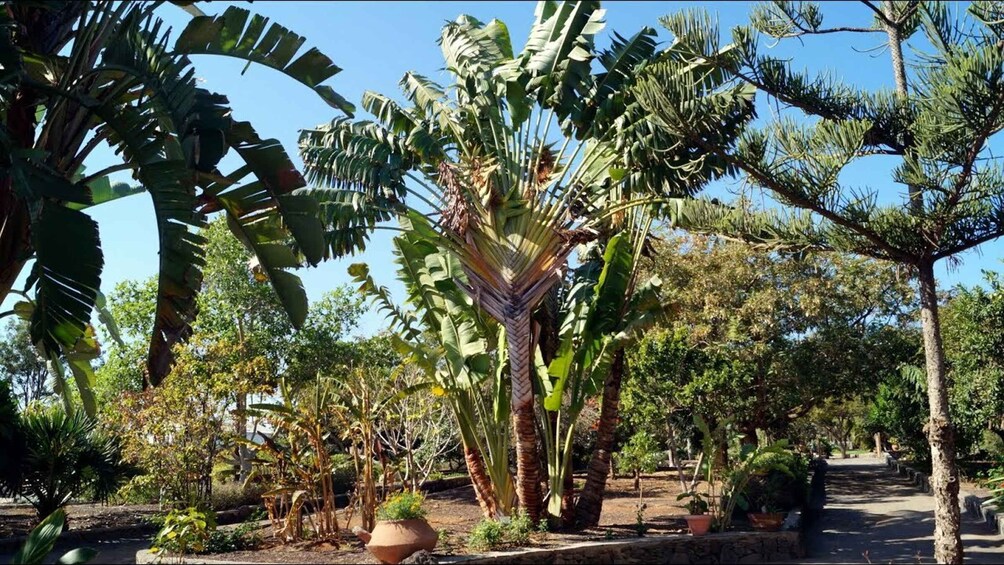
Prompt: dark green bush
<box><xmin>205</xmin><ymin>509</ymin><xmax>264</xmax><ymax>554</ymax></box>
<box><xmin>0</xmin><ymin>379</ymin><xmax>24</xmax><ymax>497</ymax></box>
<box><xmin>210</xmin><ymin>481</ymin><xmax>266</xmax><ymax>511</ymax></box>
<box><xmin>331</xmin><ymin>453</ymin><xmax>356</xmax><ymax>494</ymax></box>
<box><xmin>16</xmin><ymin>407</ymin><xmax>135</xmax><ymax>517</ymax></box>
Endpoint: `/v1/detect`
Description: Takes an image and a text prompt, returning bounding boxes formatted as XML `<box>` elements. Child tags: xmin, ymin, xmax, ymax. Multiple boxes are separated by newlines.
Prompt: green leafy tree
<box><xmin>632</xmin><ymin>4</ymin><xmax>1004</xmax><ymax>553</ymax></box>
<box><xmin>539</xmin><ymin>228</ymin><xmax>669</xmax><ymax>525</ymax></box>
<box><xmin>102</xmin><ymin>337</ymin><xmax>243</xmax><ymax>507</ymax></box>
<box><xmin>613</xmin><ymin>431</ymin><xmax>662</xmax><ymax>492</ymax></box>
<box><xmin>93</xmin><ymin>278</ymin><xmax>157</xmax><ymax>405</ymax></box>
<box><xmin>633</xmin><ymin>232</ymin><xmax>916</xmax><ymax>437</ymax></box>
<box><xmin>0</xmin><ymin>1</ymin><xmax>353</xmax><ymax>415</ymax></box>
<box><xmin>941</xmin><ymin>271</ymin><xmax>1004</xmax><ymax>457</ymax></box>
<box><xmin>869</xmin><ymin>365</ymin><xmax>929</xmax><ymax>460</ymax></box>
<box><xmin>0</xmin><ymin>319</ymin><xmax>51</xmax><ymax>407</ymax></box>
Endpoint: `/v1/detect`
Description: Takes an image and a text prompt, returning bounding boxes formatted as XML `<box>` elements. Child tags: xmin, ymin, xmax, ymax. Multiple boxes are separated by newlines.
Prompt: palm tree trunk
<box><xmin>464</xmin><ymin>445</ymin><xmax>499</xmax><ymax>518</ymax></box>
<box><xmin>574</xmin><ymin>349</ymin><xmax>625</xmax><ymax>528</ymax></box>
<box><xmin>918</xmin><ymin>261</ymin><xmax>962</xmax><ymax>564</ymax></box>
<box><xmin>507</xmin><ymin>312</ymin><xmax>542</xmax><ymax>522</ymax></box>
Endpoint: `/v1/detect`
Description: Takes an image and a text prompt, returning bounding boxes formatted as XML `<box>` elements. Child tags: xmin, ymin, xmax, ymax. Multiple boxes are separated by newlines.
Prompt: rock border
<box><xmin>137</xmin><ymin>531</ymin><xmax>805</xmax><ymax>565</ymax></box>
<box><xmin>134</xmin><ymin>463</ymin><xmax>828</xmax><ymax>564</ymax></box>
<box><xmin>884</xmin><ymin>453</ymin><xmax>1004</xmax><ymax>536</ymax></box>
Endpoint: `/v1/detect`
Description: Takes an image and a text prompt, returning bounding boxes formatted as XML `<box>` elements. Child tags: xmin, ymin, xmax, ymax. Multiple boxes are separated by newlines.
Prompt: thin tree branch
<box><xmin>861</xmin><ymin>1</ymin><xmax>896</xmax><ymax>27</ymax></box>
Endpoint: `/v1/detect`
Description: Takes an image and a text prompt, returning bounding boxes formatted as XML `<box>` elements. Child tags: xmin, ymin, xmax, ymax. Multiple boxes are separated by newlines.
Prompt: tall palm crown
<box><xmin>300</xmin><ymin>1</ymin><xmax>752</xmax><ymax>518</ymax></box>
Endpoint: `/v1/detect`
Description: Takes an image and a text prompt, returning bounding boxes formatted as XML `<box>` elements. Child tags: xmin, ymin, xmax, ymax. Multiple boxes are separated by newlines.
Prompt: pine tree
<box><xmin>635</xmin><ymin>2</ymin><xmax>1004</xmax><ymax>562</ymax></box>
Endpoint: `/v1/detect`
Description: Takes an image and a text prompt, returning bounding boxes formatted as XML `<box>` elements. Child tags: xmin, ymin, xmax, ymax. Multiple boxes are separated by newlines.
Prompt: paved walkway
<box><xmin>804</xmin><ymin>457</ymin><xmax>1003</xmax><ymax>564</ymax></box>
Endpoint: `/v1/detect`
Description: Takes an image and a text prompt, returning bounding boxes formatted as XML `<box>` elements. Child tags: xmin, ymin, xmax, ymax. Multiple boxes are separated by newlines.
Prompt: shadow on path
<box><xmin>802</xmin><ymin>457</ymin><xmax>1002</xmax><ymax>564</ymax></box>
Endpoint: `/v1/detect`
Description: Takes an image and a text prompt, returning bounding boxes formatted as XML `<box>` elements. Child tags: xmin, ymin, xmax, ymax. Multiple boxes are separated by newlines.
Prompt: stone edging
<box><xmin>883</xmin><ymin>454</ymin><xmax>1004</xmax><ymax>536</ymax></box>
<box><xmin>137</xmin><ymin>531</ymin><xmax>805</xmax><ymax>565</ymax></box>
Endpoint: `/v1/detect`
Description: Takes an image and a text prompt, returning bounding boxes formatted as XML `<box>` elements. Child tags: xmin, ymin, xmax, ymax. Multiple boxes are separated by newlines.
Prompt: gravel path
<box><xmin>804</xmin><ymin>457</ymin><xmax>1003</xmax><ymax>564</ymax></box>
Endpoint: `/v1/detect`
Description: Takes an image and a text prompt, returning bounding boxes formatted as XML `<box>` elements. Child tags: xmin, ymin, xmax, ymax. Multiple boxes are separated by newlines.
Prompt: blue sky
<box><xmin>6</xmin><ymin>1</ymin><xmax>1002</xmax><ymax>337</ymax></box>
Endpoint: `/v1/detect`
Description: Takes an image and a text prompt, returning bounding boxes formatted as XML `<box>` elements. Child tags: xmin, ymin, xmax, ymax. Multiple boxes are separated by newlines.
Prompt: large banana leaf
<box><xmin>173</xmin><ymin>6</ymin><xmax>355</xmax><ymax>115</ymax></box>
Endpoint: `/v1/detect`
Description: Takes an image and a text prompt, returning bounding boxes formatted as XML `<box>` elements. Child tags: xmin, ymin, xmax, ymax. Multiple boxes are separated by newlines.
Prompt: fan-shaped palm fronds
<box><xmin>301</xmin><ymin>1</ymin><xmax>753</xmax><ymax>520</ymax></box>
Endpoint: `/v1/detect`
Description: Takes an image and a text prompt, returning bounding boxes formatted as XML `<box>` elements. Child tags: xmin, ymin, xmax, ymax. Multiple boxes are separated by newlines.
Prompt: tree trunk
<box><xmin>918</xmin><ymin>261</ymin><xmax>962</xmax><ymax>565</ymax></box>
<box><xmin>574</xmin><ymin>349</ymin><xmax>625</xmax><ymax>528</ymax></box>
<box><xmin>464</xmin><ymin>445</ymin><xmax>499</xmax><ymax>518</ymax></box>
<box><xmin>507</xmin><ymin>312</ymin><xmax>542</xmax><ymax>522</ymax></box>
<box><xmin>235</xmin><ymin>392</ymin><xmax>251</xmax><ymax>483</ymax></box>
<box><xmin>874</xmin><ymin>432</ymin><xmax>883</xmax><ymax>457</ymax></box>
<box><xmin>633</xmin><ymin>470</ymin><xmax>640</xmax><ymax>491</ymax></box>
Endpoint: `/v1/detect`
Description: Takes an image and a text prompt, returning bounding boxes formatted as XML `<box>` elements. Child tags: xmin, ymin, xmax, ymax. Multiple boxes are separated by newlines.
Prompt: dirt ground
<box><xmin>214</xmin><ymin>470</ymin><xmax>696</xmax><ymax>564</ymax></box>
<box><xmin>0</xmin><ymin>502</ymin><xmax>161</xmax><ymax>538</ymax></box>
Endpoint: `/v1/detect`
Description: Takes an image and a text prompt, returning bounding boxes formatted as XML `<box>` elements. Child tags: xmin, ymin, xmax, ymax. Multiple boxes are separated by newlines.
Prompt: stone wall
<box><xmin>885</xmin><ymin>454</ymin><xmax>1004</xmax><ymax>536</ymax></box>
<box><xmin>443</xmin><ymin>531</ymin><xmax>804</xmax><ymax>565</ymax></box>
<box><xmin>884</xmin><ymin>455</ymin><xmax>932</xmax><ymax>493</ymax></box>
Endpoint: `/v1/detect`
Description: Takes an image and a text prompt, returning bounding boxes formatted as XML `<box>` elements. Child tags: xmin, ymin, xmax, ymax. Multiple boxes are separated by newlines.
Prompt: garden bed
<box><xmin>0</xmin><ymin>502</ymin><xmax>161</xmax><ymax>538</ymax></box>
<box><xmin>141</xmin><ymin>471</ymin><xmax>710</xmax><ymax>564</ymax></box>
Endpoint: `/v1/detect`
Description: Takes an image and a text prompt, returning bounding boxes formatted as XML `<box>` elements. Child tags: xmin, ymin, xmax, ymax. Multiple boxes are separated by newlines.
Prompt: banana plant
<box><xmin>0</xmin><ymin>1</ymin><xmax>353</xmax><ymax>414</ymax></box>
<box><xmin>348</xmin><ymin>212</ymin><xmax>515</xmax><ymax>518</ymax></box>
<box><xmin>536</xmin><ymin>220</ymin><xmax>669</xmax><ymax>522</ymax></box>
<box><xmin>245</xmin><ymin>375</ymin><xmax>341</xmax><ymax>542</ymax></box>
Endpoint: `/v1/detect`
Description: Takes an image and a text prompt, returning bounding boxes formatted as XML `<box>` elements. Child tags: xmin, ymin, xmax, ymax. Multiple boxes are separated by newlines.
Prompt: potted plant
<box><xmin>353</xmin><ymin>491</ymin><xmax>438</xmax><ymax>564</ymax></box>
<box><xmin>677</xmin><ymin>491</ymin><xmax>713</xmax><ymax>536</ymax></box>
<box><xmin>747</xmin><ymin>474</ymin><xmax>786</xmax><ymax>532</ymax></box>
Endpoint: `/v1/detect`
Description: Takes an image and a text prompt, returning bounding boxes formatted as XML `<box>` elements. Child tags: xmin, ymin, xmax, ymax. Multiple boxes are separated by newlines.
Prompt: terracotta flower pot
<box><xmin>353</xmin><ymin>519</ymin><xmax>438</xmax><ymax>564</ymax></box>
<box><xmin>748</xmin><ymin>512</ymin><xmax>785</xmax><ymax>531</ymax></box>
<box><xmin>684</xmin><ymin>514</ymin><xmax>714</xmax><ymax>536</ymax></box>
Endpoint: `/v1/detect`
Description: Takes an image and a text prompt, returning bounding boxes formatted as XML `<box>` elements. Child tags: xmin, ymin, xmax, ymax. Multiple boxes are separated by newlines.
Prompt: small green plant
<box><xmin>467</xmin><ymin>511</ymin><xmax>533</xmax><ymax>551</ymax></box>
<box><xmin>677</xmin><ymin>491</ymin><xmax>709</xmax><ymax>515</ymax></box>
<box><xmin>377</xmin><ymin>491</ymin><xmax>427</xmax><ymax>521</ymax></box>
<box><xmin>11</xmin><ymin>509</ymin><xmax>95</xmax><ymax>565</ymax></box>
<box><xmin>634</xmin><ymin>503</ymin><xmax>649</xmax><ymax>537</ymax></box>
<box><xmin>436</xmin><ymin>528</ymin><xmax>457</xmax><ymax>555</ymax></box>
<box><xmin>204</xmin><ymin>509</ymin><xmax>264</xmax><ymax>553</ymax></box>
<box><xmin>150</xmin><ymin>507</ymin><xmax>216</xmax><ymax>557</ymax></box>
<box><xmin>536</xmin><ymin>518</ymin><xmax>549</xmax><ymax>534</ymax></box>
<box><xmin>614</xmin><ymin>431</ymin><xmax>663</xmax><ymax>491</ymax></box>
<box><xmin>468</xmin><ymin>519</ymin><xmax>505</xmax><ymax>552</ymax></box>
<box><xmin>604</xmin><ymin>529</ymin><xmax>615</xmax><ymax>540</ymax></box>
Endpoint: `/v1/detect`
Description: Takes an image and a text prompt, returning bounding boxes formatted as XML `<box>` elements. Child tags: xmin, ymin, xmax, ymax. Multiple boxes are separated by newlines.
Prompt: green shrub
<box><xmin>151</xmin><ymin>507</ymin><xmax>215</xmax><ymax>556</ymax></box>
<box><xmin>614</xmin><ymin>431</ymin><xmax>663</xmax><ymax>489</ymax></box>
<box><xmin>205</xmin><ymin>509</ymin><xmax>263</xmax><ymax>553</ymax></box>
<box><xmin>331</xmin><ymin>453</ymin><xmax>356</xmax><ymax>494</ymax></box>
<box><xmin>0</xmin><ymin>379</ymin><xmax>24</xmax><ymax>498</ymax></box>
<box><xmin>982</xmin><ymin>430</ymin><xmax>1004</xmax><ymax>463</ymax></box>
<box><xmin>114</xmin><ymin>474</ymin><xmax>160</xmax><ymax>505</ymax></box>
<box><xmin>467</xmin><ymin>512</ymin><xmax>532</xmax><ymax>551</ymax></box>
<box><xmin>210</xmin><ymin>481</ymin><xmax>266</xmax><ymax>510</ymax></box>
<box><xmin>16</xmin><ymin>407</ymin><xmax>134</xmax><ymax>517</ymax></box>
<box><xmin>378</xmin><ymin>491</ymin><xmax>427</xmax><ymax>521</ymax></box>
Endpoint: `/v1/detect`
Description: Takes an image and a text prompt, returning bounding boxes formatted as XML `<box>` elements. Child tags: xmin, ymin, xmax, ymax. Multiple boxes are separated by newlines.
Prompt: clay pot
<box><xmin>748</xmin><ymin>512</ymin><xmax>785</xmax><ymax>531</ymax></box>
<box><xmin>684</xmin><ymin>514</ymin><xmax>714</xmax><ymax>537</ymax></box>
<box><xmin>353</xmin><ymin>519</ymin><xmax>438</xmax><ymax>564</ymax></box>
